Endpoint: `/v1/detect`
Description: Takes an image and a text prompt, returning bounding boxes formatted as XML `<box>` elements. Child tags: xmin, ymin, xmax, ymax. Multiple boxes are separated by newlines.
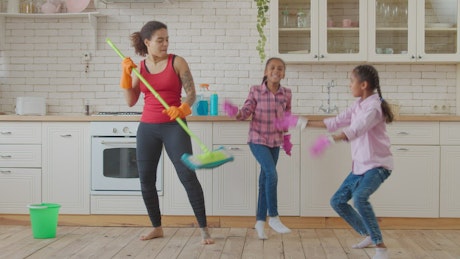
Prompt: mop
<box><xmin>106</xmin><ymin>39</ymin><xmax>234</xmax><ymax>170</ymax></box>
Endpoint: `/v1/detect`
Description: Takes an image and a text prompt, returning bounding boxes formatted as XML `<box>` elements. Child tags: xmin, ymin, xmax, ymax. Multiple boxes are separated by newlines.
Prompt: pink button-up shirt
<box><xmin>324</xmin><ymin>94</ymin><xmax>393</xmax><ymax>175</ymax></box>
<box><xmin>238</xmin><ymin>83</ymin><xmax>292</xmax><ymax>147</ymax></box>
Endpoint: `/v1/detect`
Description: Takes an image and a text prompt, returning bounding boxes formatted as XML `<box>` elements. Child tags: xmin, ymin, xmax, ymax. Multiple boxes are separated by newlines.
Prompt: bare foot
<box><xmin>200</xmin><ymin>227</ymin><xmax>215</xmax><ymax>245</ymax></box>
<box><xmin>140</xmin><ymin>227</ymin><xmax>164</xmax><ymax>241</ymax></box>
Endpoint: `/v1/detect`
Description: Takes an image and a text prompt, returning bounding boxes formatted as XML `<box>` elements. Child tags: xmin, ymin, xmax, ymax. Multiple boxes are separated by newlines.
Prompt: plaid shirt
<box><xmin>238</xmin><ymin>83</ymin><xmax>292</xmax><ymax>147</ymax></box>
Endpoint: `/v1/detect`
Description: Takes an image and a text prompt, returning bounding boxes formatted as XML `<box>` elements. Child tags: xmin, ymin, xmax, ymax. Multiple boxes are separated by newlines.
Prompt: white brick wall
<box><xmin>0</xmin><ymin>0</ymin><xmax>457</xmax><ymax>115</ymax></box>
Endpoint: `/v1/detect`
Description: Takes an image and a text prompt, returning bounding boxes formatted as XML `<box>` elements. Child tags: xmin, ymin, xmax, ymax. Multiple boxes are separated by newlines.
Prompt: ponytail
<box><xmin>353</xmin><ymin>65</ymin><xmax>394</xmax><ymax>123</ymax></box>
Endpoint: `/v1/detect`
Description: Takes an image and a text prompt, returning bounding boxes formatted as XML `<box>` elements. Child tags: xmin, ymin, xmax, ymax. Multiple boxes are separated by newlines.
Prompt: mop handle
<box><xmin>106</xmin><ymin>38</ymin><xmax>210</xmax><ymax>153</ymax></box>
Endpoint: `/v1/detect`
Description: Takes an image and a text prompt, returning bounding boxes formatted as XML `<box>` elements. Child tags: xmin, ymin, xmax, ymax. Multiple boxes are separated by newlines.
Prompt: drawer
<box><xmin>0</xmin><ymin>145</ymin><xmax>41</xmax><ymax>167</ymax></box>
<box><xmin>387</xmin><ymin>122</ymin><xmax>439</xmax><ymax>145</ymax></box>
<box><xmin>440</xmin><ymin>122</ymin><xmax>460</xmax><ymax>145</ymax></box>
<box><xmin>213</xmin><ymin>121</ymin><xmax>300</xmax><ymax>145</ymax></box>
<box><xmin>0</xmin><ymin>122</ymin><xmax>42</xmax><ymax>144</ymax></box>
<box><xmin>0</xmin><ymin>168</ymin><xmax>41</xmax><ymax>214</ymax></box>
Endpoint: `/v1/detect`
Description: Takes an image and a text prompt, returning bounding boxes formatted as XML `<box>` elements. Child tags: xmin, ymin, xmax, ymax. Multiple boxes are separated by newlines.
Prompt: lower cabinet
<box><xmin>42</xmin><ymin>122</ymin><xmax>90</xmax><ymax>214</ymax></box>
<box><xmin>440</xmin><ymin>122</ymin><xmax>460</xmax><ymax>217</ymax></box>
<box><xmin>301</xmin><ymin>123</ymin><xmax>441</xmax><ymax>218</ymax></box>
<box><xmin>301</xmin><ymin>128</ymin><xmax>352</xmax><ymax>216</ymax></box>
<box><xmin>372</xmin><ymin>145</ymin><xmax>440</xmax><ymax>217</ymax></box>
<box><xmin>212</xmin><ymin>144</ymin><xmax>257</xmax><ymax>216</ymax></box>
<box><xmin>0</xmin><ymin>168</ymin><xmax>41</xmax><ymax>213</ymax></box>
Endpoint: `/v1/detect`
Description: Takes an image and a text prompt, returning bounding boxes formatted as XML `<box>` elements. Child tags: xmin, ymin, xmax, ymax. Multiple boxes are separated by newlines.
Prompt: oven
<box><xmin>90</xmin><ymin>120</ymin><xmax>163</xmax><ymax>195</ymax></box>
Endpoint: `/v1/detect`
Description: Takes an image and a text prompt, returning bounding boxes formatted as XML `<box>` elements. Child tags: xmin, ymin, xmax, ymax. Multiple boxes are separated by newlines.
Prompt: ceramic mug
<box><xmin>384</xmin><ymin>48</ymin><xmax>394</xmax><ymax>54</ymax></box>
<box><xmin>342</xmin><ymin>19</ymin><xmax>352</xmax><ymax>27</ymax></box>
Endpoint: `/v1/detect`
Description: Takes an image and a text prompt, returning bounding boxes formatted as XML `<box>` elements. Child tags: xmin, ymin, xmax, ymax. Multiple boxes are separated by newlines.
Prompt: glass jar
<box><xmin>281</xmin><ymin>7</ymin><xmax>289</xmax><ymax>27</ymax></box>
<box><xmin>297</xmin><ymin>10</ymin><xmax>307</xmax><ymax>28</ymax></box>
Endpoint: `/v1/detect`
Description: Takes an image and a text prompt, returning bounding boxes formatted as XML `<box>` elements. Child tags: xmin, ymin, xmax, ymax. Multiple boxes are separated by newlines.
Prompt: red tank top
<box><xmin>139</xmin><ymin>54</ymin><xmax>182</xmax><ymax>123</ymax></box>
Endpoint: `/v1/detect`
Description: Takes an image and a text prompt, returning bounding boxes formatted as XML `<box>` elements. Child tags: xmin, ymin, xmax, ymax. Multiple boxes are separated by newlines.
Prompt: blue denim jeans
<box><xmin>249</xmin><ymin>143</ymin><xmax>280</xmax><ymax>221</ymax></box>
<box><xmin>330</xmin><ymin>167</ymin><xmax>391</xmax><ymax>245</ymax></box>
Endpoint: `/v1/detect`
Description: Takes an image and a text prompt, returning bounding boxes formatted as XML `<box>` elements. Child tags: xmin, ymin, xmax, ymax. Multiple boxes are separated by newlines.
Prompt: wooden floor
<box><xmin>1</xmin><ymin>225</ymin><xmax>460</xmax><ymax>258</ymax></box>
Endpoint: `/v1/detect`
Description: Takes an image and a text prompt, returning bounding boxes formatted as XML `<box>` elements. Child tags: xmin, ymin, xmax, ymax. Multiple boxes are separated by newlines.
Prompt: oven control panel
<box><xmin>90</xmin><ymin>122</ymin><xmax>139</xmax><ymax>137</ymax></box>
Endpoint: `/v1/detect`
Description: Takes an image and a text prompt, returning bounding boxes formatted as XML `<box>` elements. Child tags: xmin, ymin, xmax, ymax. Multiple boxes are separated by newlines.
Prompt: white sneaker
<box><xmin>268</xmin><ymin>216</ymin><xmax>291</xmax><ymax>234</ymax></box>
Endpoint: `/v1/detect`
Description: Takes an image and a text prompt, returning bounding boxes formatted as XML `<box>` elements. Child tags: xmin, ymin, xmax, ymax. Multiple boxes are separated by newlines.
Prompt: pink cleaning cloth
<box><xmin>282</xmin><ymin>134</ymin><xmax>293</xmax><ymax>156</ymax></box>
<box><xmin>309</xmin><ymin>135</ymin><xmax>334</xmax><ymax>157</ymax></box>
<box><xmin>222</xmin><ymin>99</ymin><xmax>238</xmax><ymax>117</ymax></box>
<box><xmin>274</xmin><ymin>112</ymin><xmax>299</xmax><ymax>131</ymax></box>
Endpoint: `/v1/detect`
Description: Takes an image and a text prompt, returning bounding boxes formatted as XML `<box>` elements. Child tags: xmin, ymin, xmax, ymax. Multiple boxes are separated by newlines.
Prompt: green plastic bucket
<box><xmin>28</xmin><ymin>203</ymin><xmax>61</xmax><ymax>239</ymax></box>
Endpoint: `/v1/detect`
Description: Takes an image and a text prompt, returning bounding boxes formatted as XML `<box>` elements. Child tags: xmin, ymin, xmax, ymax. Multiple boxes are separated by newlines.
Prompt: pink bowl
<box><xmin>65</xmin><ymin>0</ymin><xmax>90</xmax><ymax>13</ymax></box>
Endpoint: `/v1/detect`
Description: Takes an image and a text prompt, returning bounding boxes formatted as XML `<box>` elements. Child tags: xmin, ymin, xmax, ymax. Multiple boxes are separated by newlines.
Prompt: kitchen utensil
<box><xmin>106</xmin><ymin>38</ymin><xmax>234</xmax><ymax>170</ymax></box>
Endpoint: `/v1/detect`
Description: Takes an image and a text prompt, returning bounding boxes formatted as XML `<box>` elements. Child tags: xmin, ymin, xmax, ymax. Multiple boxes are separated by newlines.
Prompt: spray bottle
<box><xmin>193</xmin><ymin>83</ymin><xmax>209</xmax><ymax>116</ymax></box>
<box><xmin>210</xmin><ymin>92</ymin><xmax>218</xmax><ymax>116</ymax></box>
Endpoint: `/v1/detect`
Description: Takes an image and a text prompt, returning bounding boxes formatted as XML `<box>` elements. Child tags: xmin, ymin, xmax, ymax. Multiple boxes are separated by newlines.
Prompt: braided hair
<box><xmin>261</xmin><ymin>57</ymin><xmax>286</xmax><ymax>84</ymax></box>
<box><xmin>353</xmin><ymin>65</ymin><xmax>394</xmax><ymax>123</ymax></box>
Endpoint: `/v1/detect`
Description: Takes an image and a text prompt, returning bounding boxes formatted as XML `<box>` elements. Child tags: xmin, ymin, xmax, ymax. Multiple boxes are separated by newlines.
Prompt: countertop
<box><xmin>1</xmin><ymin>114</ymin><xmax>460</xmax><ymax>122</ymax></box>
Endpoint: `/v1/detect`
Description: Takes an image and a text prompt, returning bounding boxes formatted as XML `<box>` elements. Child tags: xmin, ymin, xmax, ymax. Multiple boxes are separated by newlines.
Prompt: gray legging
<box><xmin>136</xmin><ymin>121</ymin><xmax>207</xmax><ymax>228</ymax></box>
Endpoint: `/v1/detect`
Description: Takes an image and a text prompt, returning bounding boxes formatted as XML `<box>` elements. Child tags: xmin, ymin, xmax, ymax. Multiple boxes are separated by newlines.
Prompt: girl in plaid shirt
<box><xmin>236</xmin><ymin>57</ymin><xmax>292</xmax><ymax>239</ymax></box>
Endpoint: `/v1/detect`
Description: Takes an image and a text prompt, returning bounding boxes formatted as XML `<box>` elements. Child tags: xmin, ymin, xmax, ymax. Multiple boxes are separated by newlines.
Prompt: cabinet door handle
<box><xmin>1</xmin><ymin>170</ymin><xmax>12</xmax><ymax>174</ymax></box>
<box><xmin>0</xmin><ymin>131</ymin><xmax>12</xmax><ymax>135</ymax></box>
<box><xmin>60</xmin><ymin>134</ymin><xmax>72</xmax><ymax>137</ymax></box>
<box><xmin>411</xmin><ymin>55</ymin><xmax>416</xmax><ymax>59</ymax></box>
<box><xmin>320</xmin><ymin>54</ymin><xmax>325</xmax><ymax>59</ymax></box>
<box><xmin>396</xmin><ymin>148</ymin><xmax>409</xmax><ymax>151</ymax></box>
<box><xmin>1</xmin><ymin>154</ymin><xmax>12</xmax><ymax>158</ymax></box>
<box><xmin>418</xmin><ymin>55</ymin><xmax>422</xmax><ymax>59</ymax></box>
<box><xmin>314</xmin><ymin>54</ymin><xmax>318</xmax><ymax>58</ymax></box>
<box><xmin>228</xmin><ymin>147</ymin><xmax>241</xmax><ymax>151</ymax></box>
<box><xmin>396</xmin><ymin>131</ymin><xmax>409</xmax><ymax>135</ymax></box>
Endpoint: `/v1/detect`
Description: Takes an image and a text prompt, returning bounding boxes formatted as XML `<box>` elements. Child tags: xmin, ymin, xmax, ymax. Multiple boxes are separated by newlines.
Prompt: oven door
<box><xmin>91</xmin><ymin>137</ymin><xmax>163</xmax><ymax>192</ymax></box>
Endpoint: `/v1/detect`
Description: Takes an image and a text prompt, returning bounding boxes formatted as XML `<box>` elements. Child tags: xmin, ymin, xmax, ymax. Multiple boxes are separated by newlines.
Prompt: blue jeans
<box><xmin>330</xmin><ymin>167</ymin><xmax>391</xmax><ymax>245</ymax></box>
<box><xmin>249</xmin><ymin>143</ymin><xmax>280</xmax><ymax>221</ymax></box>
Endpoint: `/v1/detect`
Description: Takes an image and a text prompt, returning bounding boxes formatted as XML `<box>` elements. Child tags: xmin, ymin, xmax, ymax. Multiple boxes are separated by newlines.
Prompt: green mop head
<box><xmin>181</xmin><ymin>146</ymin><xmax>234</xmax><ymax>170</ymax></box>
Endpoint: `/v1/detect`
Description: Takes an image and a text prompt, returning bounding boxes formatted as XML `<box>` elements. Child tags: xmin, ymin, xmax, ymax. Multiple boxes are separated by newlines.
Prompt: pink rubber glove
<box><xmin>274</xmin><ymin>112</ymin><xmax>299</xmax><ymax>131</ymax></box>
<box><xmin>309</xmin><ymin>135</ymin><xmax>334</xmax><ymax>157</ymax></box>
<box><xmin>222</xmin><ymin>99</ymin><xmax>238</xmax><ymax>117</ymax></box>
<box><xmin>282</xmin><ymin>134</ymin><xmax>293</xmax><ymax>156</ymax></box>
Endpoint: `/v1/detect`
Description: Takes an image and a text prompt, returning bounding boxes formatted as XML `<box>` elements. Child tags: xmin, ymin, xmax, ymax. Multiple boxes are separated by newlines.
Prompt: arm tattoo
<box><xmin>180</xmin><ymin>70</ymin><xmax>196</xmax><ymax>105</ymax></box>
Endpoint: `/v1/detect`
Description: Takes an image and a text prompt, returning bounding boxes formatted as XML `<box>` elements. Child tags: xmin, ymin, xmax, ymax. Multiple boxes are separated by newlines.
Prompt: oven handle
<box><xmin>100</xmin><ymin>141</ymin><xmax>137</xmax><ymax>145</ymax></box>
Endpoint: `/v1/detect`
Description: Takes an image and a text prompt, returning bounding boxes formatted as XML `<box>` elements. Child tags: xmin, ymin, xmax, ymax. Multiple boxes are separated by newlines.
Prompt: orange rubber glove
<box><xmin>120</xmin><ymin>57</ymin><xmax>137</xmax><ymax>89</ymax></box>
<box><xmin>162</xmin><ymin>103</ymin><xmax>192</xmax><ymax>120</ymax></box>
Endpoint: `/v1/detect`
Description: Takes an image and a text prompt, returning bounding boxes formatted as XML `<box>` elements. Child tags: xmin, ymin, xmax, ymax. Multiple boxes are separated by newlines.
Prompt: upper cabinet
<box><xmin>271</xmin><ymin>0</ymin><xmax>460</xmax><ymax>63</ymax></box>
<box><xmin>369</xmin><ymin>0</ymin><xmax>460</xmax><ymax>63</ymax></box>
<box><xmin>270</xmin><ymin>0</ymin><xmax>368</xmax><ymax>63</ymax></box>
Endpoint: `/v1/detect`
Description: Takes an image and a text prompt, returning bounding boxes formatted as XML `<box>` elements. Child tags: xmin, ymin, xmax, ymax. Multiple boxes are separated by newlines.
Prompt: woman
<box><xmin>120</xmin><ymin>20</ymin><xmax>213</xmax><ymax>245</ymax></box>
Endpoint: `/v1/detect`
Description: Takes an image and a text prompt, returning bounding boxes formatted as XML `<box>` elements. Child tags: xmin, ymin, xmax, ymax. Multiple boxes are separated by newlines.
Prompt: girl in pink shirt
<box><xmin>308</xmin><ymin>65</ymin><xmax>394</xmax><ymax>259</ymax></box>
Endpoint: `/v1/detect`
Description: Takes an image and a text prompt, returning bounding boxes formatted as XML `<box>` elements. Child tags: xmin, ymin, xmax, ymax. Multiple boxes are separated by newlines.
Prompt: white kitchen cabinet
<box><xmin>0</xmin><ymin>168</ymin><xmax>41</xmax><ymax>214</ymax></box>
<box><xmin>372</xmin><ymin>122</ymin><xmax>440</xmax><ymax>217</ymax></box>
<box><xmin>42</xmin><ymin>122</ymin><xmax>90</xmax><ymax>214</ymax></box>
<box><xmin>162</xmin><ymin>122</ymin><xmax>213</xmax><ymax>215</ymax></box>
<box><xmin>368</xmin><ymin>0</ymin><xmax>460</xmax><ymax>63</ymax></box>
<box><xmin>212</xmin><ymin>122</ymin><xmax>257</xmax><ymax>216</ymax></box>
<box><xmin>0</xmin><ymin>122</ymin><xmax>41</xmax><ymax>214</ymax></box>
<box><xmin>439</xmin><ymin>122</ymin><xmax>460</xmax><ymax>217</ymax></box>
<box><xmin>301</xmin><ymin>128</ymin><xmax>351</xmax><ymax>216</ymax></box>
<box><xmin>270</xmin><ymin>0</ymin><xmax>368</xmax><ymax>63</ymax></box>
<box><xmin>301</xmin><ymin>122</ymin><xmax>440</xmax><ymax>218</ymax></box>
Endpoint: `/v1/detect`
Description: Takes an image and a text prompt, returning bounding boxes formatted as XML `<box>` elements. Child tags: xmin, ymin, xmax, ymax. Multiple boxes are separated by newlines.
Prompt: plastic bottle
<box><xmin>210</xmin><ymin>93</ymin><xmax>218</xmax><ymax>116</ymax></box>
<box><xmin>193</xmin><ymin>83</ymin><xmax>209</xmax><ymax>116</ymax></box>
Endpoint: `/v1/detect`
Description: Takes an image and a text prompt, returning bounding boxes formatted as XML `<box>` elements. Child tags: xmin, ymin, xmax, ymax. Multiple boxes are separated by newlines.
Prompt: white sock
<box><xmin>352</xmin><ymin>236</ymin><xmax>373</xmax><ymax>249</ymax></box>
<box><xmin>373</xmin><ymin>248</ymin><xmax>389</xmax><ymax>259</ymax></box>
<box><xmin>268</xmin><ymin>216</ymin><xmax>291</xmax><ymax>234</ymax></box>
<box><xmin>254</xmin><ymin>221</ymin><xmax>267</xmax><ymax>240</ymax></box>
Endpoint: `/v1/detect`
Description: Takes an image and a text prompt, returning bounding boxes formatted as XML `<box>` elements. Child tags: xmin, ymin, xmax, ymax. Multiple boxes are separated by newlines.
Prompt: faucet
<box><xmin>319</xmin><ymin>80</ymin><xmax>339</xmax><ymax>114</ymax></box>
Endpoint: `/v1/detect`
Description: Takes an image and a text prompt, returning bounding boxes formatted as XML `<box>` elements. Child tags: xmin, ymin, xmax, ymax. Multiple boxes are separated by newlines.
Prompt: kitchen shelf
<box><xmin>0</xmin><ymin>12</ymin><xmax>103</xmax><ymax>51</ymax></box>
